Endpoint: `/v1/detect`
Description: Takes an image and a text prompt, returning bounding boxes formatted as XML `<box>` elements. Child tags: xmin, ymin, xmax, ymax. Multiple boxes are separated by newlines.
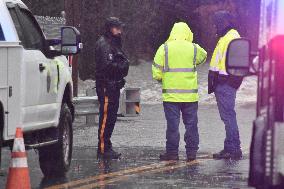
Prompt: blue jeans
<box><xmin>215</xmin><ymin>84</ymin><xmax>241</xmax><ymax>152</ymax></box>
<box><xmin>163</xmin><ymin>102</ymin><xmax>199</xmax><ymax>157</ymax></box>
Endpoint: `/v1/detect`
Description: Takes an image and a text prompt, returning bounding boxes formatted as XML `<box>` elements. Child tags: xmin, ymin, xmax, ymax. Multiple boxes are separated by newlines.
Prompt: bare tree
<box><xmin>64</xmin><ymin>0</ymin><xmax>83</xmax><ymax>96</ymax></box>
<box><xmin>22</xmin><ymin>0</ymin><xmax>64</xmax><ymax>16</ymax></box>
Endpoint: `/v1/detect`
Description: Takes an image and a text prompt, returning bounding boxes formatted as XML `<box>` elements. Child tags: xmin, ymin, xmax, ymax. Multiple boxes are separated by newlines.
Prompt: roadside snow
<box><xmin>78</xmin><ymin>61</ymin><xmax>257</xmax><ymax>105</ymax></box>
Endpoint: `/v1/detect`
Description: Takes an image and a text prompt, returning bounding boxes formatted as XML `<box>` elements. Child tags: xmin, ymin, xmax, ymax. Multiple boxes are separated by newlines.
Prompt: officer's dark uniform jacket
<box><xmin>95</xmin><ymin>35</ymin><xmax>129</xmax><ymax>88</ymax></box>
<box><xmin>94</xmin><ymin>34</ymin><xmax>129</xmax><ymax>154</ymax></box>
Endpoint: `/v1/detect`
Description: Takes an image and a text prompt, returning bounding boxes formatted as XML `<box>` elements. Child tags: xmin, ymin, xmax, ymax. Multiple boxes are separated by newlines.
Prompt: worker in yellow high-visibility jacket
<box><xmin>209</xmin><ymin>11</ymin><xmax>243</xmax><ymax>160</ymax></box>
<box><xmin>153</xmin><ymin>22</ymin><xmax>207</xmax><ymax>162</ymax></box>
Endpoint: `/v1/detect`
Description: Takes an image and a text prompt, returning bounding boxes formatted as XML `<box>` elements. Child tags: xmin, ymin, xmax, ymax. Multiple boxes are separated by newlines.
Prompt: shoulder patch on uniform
<box><xmin>108</xmin><ymin>53</ymin><xmax>114</xmax><ymax>61</ymax></box>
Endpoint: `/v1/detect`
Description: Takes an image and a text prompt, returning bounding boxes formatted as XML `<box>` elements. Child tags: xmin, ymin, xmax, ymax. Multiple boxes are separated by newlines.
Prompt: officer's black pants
<box><xmin>96</xmin><ymin>85</ymin><xmax>120</xmax><ymax>154</ymax></box>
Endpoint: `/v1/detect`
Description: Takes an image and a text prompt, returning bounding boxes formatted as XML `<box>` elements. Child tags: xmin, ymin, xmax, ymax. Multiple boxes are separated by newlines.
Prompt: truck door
<box><xmin>37</xmin><ymin>56</ymin><xmax>58</xmax><ymax>124</ymax></box>
<box><xmin>12</xmin><ymin>7</ymin><xmax>58</xmax><ymax>126</ymax></box>
<box><xmin>8</xmin><ymin>6</ymin><xmax>43</xmax><ymax>130</ymax></box>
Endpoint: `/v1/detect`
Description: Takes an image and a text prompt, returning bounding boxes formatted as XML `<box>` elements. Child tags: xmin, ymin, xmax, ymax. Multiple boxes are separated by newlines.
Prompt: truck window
<box><xmin>9</xmin><ymin>9</ymin><xmax>28</xmax><ymax>47</ymax></box>
<box><xmin>0</xmin><ymin>24</ymin><xmax>4</xmax><ymax>41</ymax></box>
<box><xmin>18</xmin><ymin>9</ymin><xmax>44</xmax><ymax>50</ymax></box>
<box><xmin>8</xmin><ymin>7</ymin><xmax>44</xmax><ymax>50</ymax></box>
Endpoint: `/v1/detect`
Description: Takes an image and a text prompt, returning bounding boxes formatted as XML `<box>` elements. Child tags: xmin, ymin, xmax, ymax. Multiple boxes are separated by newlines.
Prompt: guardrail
<box><xmin>74</xmin><ymin>88</ymin><xmax>141</xmax><ymax>125</ymax></box>
<box><xmin>73</xmin><ymin>91</ymin><xmax>99</xmax><ymax>126</ymax></box>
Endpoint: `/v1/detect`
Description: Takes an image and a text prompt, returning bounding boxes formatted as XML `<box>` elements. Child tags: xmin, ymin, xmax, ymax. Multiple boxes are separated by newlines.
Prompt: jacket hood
<box><xmin>167</xmin><ymin>22</ymin><xmax>193</xmax><ymax>42</ymax></box>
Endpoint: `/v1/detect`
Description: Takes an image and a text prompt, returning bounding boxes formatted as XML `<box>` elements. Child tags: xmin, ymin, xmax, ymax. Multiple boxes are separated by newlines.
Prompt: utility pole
<box><xmin>64</xmin><ymin>0</ymin><xmax>82</xmax><ymax>97</ymax></box>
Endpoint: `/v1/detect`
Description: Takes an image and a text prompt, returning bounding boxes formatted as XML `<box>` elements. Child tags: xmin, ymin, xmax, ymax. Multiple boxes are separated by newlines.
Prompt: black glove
<box><xmin>208</xmin><ymin>70</ymin><xmax>219</xmax><ymax>94</ymax></box>
<box><xmin>113</xmin><ymin>53</ymin><xmax>129</xmax><ymax>80</ymax></box>
<box><xmin>116</xmin><ymin>79</ymin><xmax>126</xmax><ymax>89</ymax></box>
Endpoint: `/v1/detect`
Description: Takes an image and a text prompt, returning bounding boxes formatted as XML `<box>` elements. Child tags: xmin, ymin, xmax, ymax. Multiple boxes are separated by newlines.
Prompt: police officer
<box><xmin>153</xmin><ymin>22</ymin><xmax>207</xmax><ymax>162</ymax></box>
<box><xmin>94</xmin><ymin>17</ymin><xmax>129</xmax><ymax>159</ymax></box>
<box><xmin>209</xmin><ymin>11</ymin><xmax>243</xmax><ymax>159</ymax></box>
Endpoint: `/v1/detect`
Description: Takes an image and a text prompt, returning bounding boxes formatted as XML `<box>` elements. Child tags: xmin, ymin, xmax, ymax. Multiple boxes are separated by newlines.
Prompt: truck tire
<box><xmin>39</xmin><ymin>103</ymin><xmax>73</xmax><ymax>178</ymax></box>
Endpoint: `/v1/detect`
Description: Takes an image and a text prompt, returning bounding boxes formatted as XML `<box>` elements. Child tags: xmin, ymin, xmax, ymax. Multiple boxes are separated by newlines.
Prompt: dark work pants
<box><xmin>163</xmin><ymin>102</ymin><xmax>199</xmax><ymax>157</ymax></box>
<box><xmin>96</xmin><ymin>85</ymin><xmax>120</xmax><ymax>154</ymax></box>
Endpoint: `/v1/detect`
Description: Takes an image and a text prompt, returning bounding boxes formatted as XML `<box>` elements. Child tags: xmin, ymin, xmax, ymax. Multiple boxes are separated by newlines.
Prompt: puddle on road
<box><xmin>0</xmin><ymin>147</ymin><xmax>252</xmax><ymax>189</ymax></box>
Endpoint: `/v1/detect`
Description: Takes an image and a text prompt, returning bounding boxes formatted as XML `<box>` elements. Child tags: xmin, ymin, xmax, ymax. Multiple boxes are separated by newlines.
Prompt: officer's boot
<box><xmin>98</xmin><ymin>149</ymin><xmax>122</xmax><ymax>160</ymax></box>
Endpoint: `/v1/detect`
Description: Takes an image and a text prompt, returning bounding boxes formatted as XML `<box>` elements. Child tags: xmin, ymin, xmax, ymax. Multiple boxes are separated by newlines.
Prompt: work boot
<box><xmin>213</xmin><ymin>150</ymin><xmax>243</xmax><ymax>160</ymax></box>
<box><xmin>187</xmin><ymin>154</ymin><xmax>197</xmax><ymax>162</ymax></box>
<box><xmin>159</xmin><ymin>153</ymin><xmax>179</xmax><ymax>161</ymax></box>
<box><xmin>97</xmin><ymin>149</ymin><xmax>122</xmax><ymax>160</ymax></box>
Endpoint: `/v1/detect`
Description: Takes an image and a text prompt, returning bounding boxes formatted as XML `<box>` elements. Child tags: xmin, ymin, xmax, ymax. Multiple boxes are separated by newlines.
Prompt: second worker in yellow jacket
<box><xmin>209</xmin><ymin>11</ymin><xmax>243</xmax><ymax>160</ymax></box>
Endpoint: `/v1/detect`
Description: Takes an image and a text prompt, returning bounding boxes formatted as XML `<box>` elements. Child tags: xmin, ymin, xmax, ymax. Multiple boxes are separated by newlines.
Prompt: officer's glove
<box><xmin>114</xmin><ymin>53</ymin><xmax>130</xmax><ymax>79</ymax></box>
<box><xmin>116</xmin><ymin>79</ymin><xmax>126</xmax><ymax>89</ymax></box>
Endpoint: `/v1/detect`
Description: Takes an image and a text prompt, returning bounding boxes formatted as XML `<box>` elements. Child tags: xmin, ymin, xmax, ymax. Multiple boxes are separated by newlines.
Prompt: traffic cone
<box><xmin>5</xmin><ymin>128</ymin><xmax>31</xmax><ymax>189</ymax></box>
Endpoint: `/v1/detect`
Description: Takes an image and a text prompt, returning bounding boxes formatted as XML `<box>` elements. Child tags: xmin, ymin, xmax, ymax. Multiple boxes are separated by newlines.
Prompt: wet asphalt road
<box><xmin>0</xmin><ymin>104</ymin><xmax>255</xmax><ymax>189</ymax></box>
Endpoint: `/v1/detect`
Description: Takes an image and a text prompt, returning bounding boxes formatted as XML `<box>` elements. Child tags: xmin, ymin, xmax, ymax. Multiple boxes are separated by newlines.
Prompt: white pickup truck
<box><xmin>0</xmin><ymin>0</ymin><xmax>81</xmax><ymax>177</ymax></box>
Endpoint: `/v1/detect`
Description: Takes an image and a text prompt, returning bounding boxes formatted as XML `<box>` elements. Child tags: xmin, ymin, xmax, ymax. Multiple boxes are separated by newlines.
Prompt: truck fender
<box><xmin>62</xmin><ymin>83</ymin><xmax>74</xmax><ymax>121</ymax></box>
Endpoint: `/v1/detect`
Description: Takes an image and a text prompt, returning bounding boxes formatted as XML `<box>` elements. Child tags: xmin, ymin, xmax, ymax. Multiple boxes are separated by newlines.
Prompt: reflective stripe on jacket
<box><xmin>152</xmin><ymin>22</ymin><xmax>207</xmax><ymax>102</ymax></box>
<box><xmin>210</xmin><ymin>29</ymin><xmax>240</xmax><ymax>75</ymax></box>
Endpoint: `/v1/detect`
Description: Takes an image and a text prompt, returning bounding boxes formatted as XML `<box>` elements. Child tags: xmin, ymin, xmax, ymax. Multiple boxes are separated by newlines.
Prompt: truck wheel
<box><xmin>39</xmin><ymin>104</ymin><xmax>73</xmax><ymax>178</ymax></box>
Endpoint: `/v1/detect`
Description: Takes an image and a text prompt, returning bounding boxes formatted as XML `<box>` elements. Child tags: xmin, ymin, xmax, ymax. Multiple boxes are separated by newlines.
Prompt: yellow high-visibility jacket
<box><xmin>210</xmin><ymin>29</ymin><xmax>240</xmax><ymax>75</ymax></box>
<box><xmin>152</xmin><ymin>22</ymin><xmax>207</xmax><ymax>102</ymax></box>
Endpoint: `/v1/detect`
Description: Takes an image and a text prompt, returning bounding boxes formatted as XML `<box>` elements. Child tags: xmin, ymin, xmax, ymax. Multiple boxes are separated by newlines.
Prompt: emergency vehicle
<box><xmin>226</xmin><ymin>0</ymin><xmax>284</xmax><ymax>188</ymax></box>
<box><xmin>0</xmin><ymin>0</ymin><xmax>81</xmax><ymax>177</ymax></box>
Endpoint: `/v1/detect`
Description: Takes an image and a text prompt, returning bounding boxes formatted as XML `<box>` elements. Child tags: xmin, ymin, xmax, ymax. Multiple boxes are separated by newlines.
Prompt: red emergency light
<box><xmin>68</xmin><ymin>55</ymin><xmax>73</xmax><ymax>66</ymax></box>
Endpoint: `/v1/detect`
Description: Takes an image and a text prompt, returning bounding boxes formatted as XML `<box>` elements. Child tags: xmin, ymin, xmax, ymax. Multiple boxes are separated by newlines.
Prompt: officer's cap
<box><xmin>105</xmin><ymin>17</ymin><xmax>125</xmax><ymax>29</ymax></box>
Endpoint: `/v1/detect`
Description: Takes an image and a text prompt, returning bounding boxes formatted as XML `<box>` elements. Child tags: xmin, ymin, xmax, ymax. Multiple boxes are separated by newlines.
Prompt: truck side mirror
<box><xmin>61</xmin><ymin>26</ymin><xmax>83</xmax><ymax>55</ymax></box>
<box><xmin>226</xmin><ymin>38</ymin><xmax>251</xmax><ymax>77</ymax></box>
